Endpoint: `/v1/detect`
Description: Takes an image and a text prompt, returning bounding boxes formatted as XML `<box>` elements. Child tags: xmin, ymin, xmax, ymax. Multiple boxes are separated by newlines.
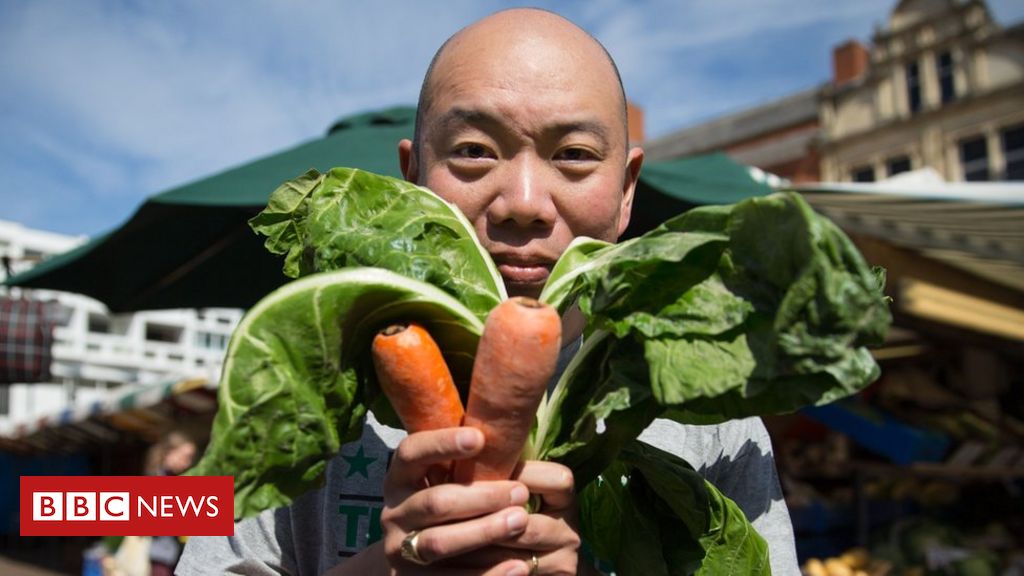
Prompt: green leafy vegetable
<box><xmin>192</xmin><ymin>167</ymin><xmax>891</xmax><ymax>575</ymax></box>
<box><xmin>536</xmin><ymin>192</ymin><xmax>891</xmax><ymax>489</ymax></box>
<box><xmin>579</xmin><ymin>441</ymin><xmax>770</xmax><ymax>576</ymax></box>
<box><xmin>190</xmin><ymin>268</ymin><xmax>481</xmax><ymax>517</ymax></box>
<box><xmin>249</xmin><ymin>168</ymin><xmax>505</xmax><ymax>321</ymax></box>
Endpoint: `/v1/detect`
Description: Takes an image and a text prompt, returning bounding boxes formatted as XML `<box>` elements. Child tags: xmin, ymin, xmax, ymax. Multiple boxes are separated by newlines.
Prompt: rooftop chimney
<box><xmin>627</xmin><ymin>101</ymin><xmax>645</xmax><ymax>145</ymax></box>
<box><xmin>832</xmin><ymin>40</ymin><xmax>869</xmax><ymax>85</ymax></box>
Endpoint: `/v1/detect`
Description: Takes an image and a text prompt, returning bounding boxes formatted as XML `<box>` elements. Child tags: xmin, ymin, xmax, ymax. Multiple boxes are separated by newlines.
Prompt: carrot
<box><xmin>371</xmin><ymin>323</ymin><xmax>465</xmax><ymax>433</ymax></box>
<box><xmin>453</xmin><ymin>297</ymin><xmax>562</xmax><ymax>482</ymax></box>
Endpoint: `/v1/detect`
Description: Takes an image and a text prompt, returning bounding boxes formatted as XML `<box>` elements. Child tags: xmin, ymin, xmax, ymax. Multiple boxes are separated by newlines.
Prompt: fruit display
<box><xmin>802</xmin><ymin>547</ymin><xmax>891</xmax><ymax>576</ymax></box>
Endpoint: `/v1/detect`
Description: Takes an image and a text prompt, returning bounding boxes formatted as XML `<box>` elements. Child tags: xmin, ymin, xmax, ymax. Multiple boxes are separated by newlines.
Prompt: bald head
<box><xmin>397</xmin><ymin>7</ymin><xmax>644</xmax><ymax>306</ymax></box>
<box><xmin>412</xmin><ymin>8</ymin><xmax>627</xmax><ymax>156</ymax></box>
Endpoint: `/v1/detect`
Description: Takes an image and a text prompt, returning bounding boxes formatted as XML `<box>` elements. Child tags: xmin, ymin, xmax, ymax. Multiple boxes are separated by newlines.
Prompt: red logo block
<box><xmin>21</xmin><ymin>476</ymin><xmax>234</xmax><ymax>536</ymax></box>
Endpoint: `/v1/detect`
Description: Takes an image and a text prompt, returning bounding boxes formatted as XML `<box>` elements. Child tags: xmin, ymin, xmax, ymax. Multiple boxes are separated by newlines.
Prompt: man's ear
<box><xmin>616</xmin><ymin>146</ymin><xmax>644</xmax><ymax>238</ymax></box>
<box><xmin>398</xmin><ymin>139</ymin><xmax>419</xmax><ymax>183</ymax></box>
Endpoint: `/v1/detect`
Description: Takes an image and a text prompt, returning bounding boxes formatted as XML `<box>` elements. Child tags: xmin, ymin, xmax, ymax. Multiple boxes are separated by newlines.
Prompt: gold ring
<box><xmin>400</xmin><ymin>529</ymin><xmax>430</xmax><ymax>565</ymax></box>
<box><xmin>528</xmin><ymin>553</ymin><xmax>540</xmax><ymax>575</ymax></box>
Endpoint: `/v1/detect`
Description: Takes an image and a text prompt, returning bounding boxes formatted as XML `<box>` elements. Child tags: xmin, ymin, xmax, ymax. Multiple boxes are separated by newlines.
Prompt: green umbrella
<box><xmin>7</xmin><ymin>107</ymin><xmax>769</xmax><ymax>311</ymax></box>
<box><xmin>622</xmin><ymin>152</ymin><xmax>773</xmax><ymax>239</ymax></box>
<box><xmin>8</xmin><ymin>107</ymin><xmax>414</xmax><ymax>312</ymax></box>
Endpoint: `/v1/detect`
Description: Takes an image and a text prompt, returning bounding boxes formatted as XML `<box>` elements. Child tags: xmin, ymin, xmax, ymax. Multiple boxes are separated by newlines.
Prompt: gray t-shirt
<box><xmin>177</xmin><ymin>342</ymin><xmax>800</xmax><ymax>575</ymax></box>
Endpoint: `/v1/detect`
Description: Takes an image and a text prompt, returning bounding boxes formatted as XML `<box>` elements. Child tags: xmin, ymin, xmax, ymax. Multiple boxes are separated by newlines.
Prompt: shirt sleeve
<box><xmin>638</xmin><ymin>417</ymin><xmax>801</xmax><ymax>575</ymax></box>
<box><xmin>698</xmin><ymin>417</ymin><xmax>800</xmax><ymax>576</ymax></box>
<box><xmin>175</xmin><ymin>506</ymin><xmax>297</xmax><ymax>576</ymax></box>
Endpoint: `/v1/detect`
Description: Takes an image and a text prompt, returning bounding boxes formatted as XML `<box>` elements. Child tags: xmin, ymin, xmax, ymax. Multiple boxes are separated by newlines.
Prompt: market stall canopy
<box><xmin>5</xmin><ymin>107</ymin><xmax>415</xmax><ymax>312</ymax></box>
<box><xmin>6</xmin><ymin>107</ymin><xmax>770</xmax><ymax>312</ymax></box>
<box><xmin>622</xmin><ymin>152</ymin><xmax>774</xmax><ymax>238</ymax></box>
<box><xmin>791</xmin><ymin>175</ymin><xmax>1024</xmax><ymax>343</ymax></box>
<box><xmin>0</xmin><ymin>377</ymin><xmax>217</xmax><ymax>454</ymax></box>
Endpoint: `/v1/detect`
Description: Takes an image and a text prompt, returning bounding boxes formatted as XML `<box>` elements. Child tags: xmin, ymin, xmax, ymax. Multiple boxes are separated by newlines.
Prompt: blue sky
<box><xmin>3</xmin><ymin>0</ymin><xmax>1023</xmax><ymax>237</ymax></box>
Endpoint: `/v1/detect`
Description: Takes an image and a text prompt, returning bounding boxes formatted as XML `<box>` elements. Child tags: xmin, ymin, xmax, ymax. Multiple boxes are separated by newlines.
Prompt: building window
<box><xmin>906</xmin><ymin>61</ymin><xmax>922</xmax><ymax>113</ymax></box>
<box><xmin>887</xmin><ymin>155</ymin><xmax>912</xmax><ymax>176</ymax></box>
<box><xmin>87</xmin><ymin>313</ymin><xmax>111</xmax><ymax>334</ymax></box>
<box><xmin>1002</xmin><ymin>124</ymin><xmax>1024</xmax><ymax>181</ymax></box>
<box><xmin>959</xmin><ymin>136</ymin><xmax>989</xmax><ymax>181</ymax></box>
<box><xmin>196</xmin><ymin>331</ymin><xmax>229</xmax><ymax>350</ymax></box>
<box><xmin>851</xmin><ymin>166</ymin><xmax>875</xmax><ymax>182</ymax></box>
<box><xmin>937</xmin><ymin>51</ymin><xmax>955</xmax><ymax>104</ymax></box>
<box><xmin>52</xmin><ymin>304</ymin><xmax>75</xmax><ymax>327</ymax></box>
<box><xmin>145</xmin><ymin>323</ymin><xmax>182</xmax><ymax>344</ymax></box>
<box><xmin>0</xmin><ymin>386</ymin><xmax>9</xmax><ymax>416</ymax></box>
<box><xmin>23</xmin><ymin>249</ymin><xmax>45</xmax><ymax>261</ymax></box>
<box><xmin>196</xmin><ymin>332</ymin><xmax>213</xmax><ymax>349</ymax></box>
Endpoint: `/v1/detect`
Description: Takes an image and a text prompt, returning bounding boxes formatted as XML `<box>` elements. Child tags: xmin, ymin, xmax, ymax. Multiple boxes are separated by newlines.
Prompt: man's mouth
<box><xmin>491</xmin><ymin>252</ymin><xmax>556</xmax><ymax>291</ymax></box>
<box><xmin>497</xmin><ymin>262</ymin><xmax>551</xmax><ymax>284</ymax></box>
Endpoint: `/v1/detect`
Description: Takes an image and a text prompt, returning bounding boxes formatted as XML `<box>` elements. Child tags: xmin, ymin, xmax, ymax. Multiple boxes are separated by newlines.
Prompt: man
<box><xmin>177</xmin><ymin>8</ymin><xmax>799</xmax><ymax>575</ymax></box>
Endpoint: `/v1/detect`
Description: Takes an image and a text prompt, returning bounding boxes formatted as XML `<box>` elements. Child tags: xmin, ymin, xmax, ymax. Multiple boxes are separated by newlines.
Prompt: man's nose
<box><xmin>487</xmin><ymin>156</ymin><xmax>557</xmax><ymax>228</ymax></box>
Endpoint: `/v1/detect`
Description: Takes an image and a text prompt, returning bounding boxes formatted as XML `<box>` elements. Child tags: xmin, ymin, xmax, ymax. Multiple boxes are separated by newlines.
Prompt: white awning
<box><xmin>784</xmin><ymin>178</ymin><xmax>1024</xmax><ymax>341</ymax></box>
<box><xmin>0</xmin><ymin>377</ymin><xmax>216</xmax><ymax>452</ymax></box>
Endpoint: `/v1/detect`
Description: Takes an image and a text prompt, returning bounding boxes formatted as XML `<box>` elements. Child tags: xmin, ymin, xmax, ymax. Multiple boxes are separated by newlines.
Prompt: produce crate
<box><xmin>802</xmin><ymin>400</ymin><xmax>950</xmax><ymax>465</ymax></box>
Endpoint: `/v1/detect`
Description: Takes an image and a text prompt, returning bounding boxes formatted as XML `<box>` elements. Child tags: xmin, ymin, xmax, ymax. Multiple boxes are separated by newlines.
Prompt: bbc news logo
<box><xmin>33</xmin><ymin>491</ymin><xmax>132</xmax><ymax>521</ymax></box>
<box><xmin>21</xmin><ymin>476</ymin><xmax>234</xmax><ymax>536</ymax></box>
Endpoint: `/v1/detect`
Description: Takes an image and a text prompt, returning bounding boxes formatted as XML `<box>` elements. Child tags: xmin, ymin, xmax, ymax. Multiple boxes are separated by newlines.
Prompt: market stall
<box><xmin>776</xmin><ymin>176</ymin><xmax>1024</xmax><ymax>574</ymax></box>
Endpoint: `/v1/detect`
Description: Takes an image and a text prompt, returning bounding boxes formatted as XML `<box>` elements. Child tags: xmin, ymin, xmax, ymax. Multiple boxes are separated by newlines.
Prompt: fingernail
<box><xmin>455</xmin><ymin>429</ymin><xmax>480</xmax><ymax>452</ymax></box>
<box><xmin>506</xmin><ymin>508</ymin><xmax>528</xmax><ymax>533</ymax></box>
<box><xmin>510</xmin><ymin>485</ymin><xmax>529</xmax><ymax>505</ymax></box>
<box><xmin>506</xmin><ymin>564</ymin><xmax>528</xmax><ymax>576</ymax></box>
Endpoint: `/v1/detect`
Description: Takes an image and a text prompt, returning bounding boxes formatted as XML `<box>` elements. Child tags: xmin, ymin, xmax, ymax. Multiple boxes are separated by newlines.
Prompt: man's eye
<box><xmin>454</xmin><ymin>143</ymin><xmax>491</xmax><ymax>159</ymax></box>
<box><xmin>555</xmin><ymin>147</ymin><xmax>597</xmax><ymax>162</ymax></box>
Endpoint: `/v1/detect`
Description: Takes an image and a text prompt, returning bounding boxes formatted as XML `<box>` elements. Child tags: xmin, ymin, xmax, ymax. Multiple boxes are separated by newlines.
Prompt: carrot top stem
<box><xmin>380</xmin><ymin>323</ymin><xmax>408</xmax><ymax>336</ymax></box>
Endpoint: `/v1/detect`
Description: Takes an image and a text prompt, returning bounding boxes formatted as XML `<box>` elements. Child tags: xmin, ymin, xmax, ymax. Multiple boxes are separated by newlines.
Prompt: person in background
<box><xmin>146</xmin><ymin>430</ymin><xmax>197</xmax><ymax>576</ymax></box>
<box><xmin>145</xmin><ymin>430</ymin><xmax>198</xmax><ymax>478</ymax></box>
<box><xmin>178</xmin><ymin>8</ymin><xmax>799</xmax><ymax>575</ymax></box>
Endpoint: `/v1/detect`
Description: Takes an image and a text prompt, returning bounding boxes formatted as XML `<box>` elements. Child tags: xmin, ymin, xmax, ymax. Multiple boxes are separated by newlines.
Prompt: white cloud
<box><xmin>2</xmin><ymin>0</ymin><xmax>1023</xmax><ymax>235</ymax></box>
<box><xmin>0</xmin><ymin>1</ymin><xmax>509</xmax><ymax>214</ymax></box>
<box><xmin>581</xmin><ymin>0</ymin><xmax>895</xmax><ymax>137</ymax></box>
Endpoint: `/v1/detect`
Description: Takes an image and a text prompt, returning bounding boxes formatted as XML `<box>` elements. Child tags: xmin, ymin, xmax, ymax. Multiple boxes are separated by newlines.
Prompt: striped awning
<box><xmin>793</xmin><ymin>184</ymin><xmax>1023</xmax><ymax>290</ymax></box>
<box><xmin>0</xmin><ymin>377</ymin><xmax>217</xmax><ymax>453</ymax></box>
<box><xmin>788</xmin><ymin>178</ymin><xmax>1024</xmax><ymax>342</ymax></box>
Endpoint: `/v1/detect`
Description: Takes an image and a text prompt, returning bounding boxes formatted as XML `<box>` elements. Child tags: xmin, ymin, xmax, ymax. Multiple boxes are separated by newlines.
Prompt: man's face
<box><xmin>402</xmin><ymin>23</ymin><xmax>642</xmax><ymax>299</ymax></box>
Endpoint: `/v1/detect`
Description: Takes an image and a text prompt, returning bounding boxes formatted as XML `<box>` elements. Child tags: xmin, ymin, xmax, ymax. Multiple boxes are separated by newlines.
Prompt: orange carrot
<box><xmin>453</xmin><ymin>297</ymin><xmax>562</xmax><ymax>482</ymax></box>
<box><xmin>372</xmin><ymin>323</ymin><xmax>465</xmax><ymax>434</ymax></box>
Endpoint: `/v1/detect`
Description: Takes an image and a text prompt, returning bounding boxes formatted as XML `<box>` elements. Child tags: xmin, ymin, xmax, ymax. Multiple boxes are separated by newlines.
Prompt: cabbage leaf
<box><xmin>192</xmin><ymin>168</ymin><xmax>891</xmax><ymax>575</ymax></box>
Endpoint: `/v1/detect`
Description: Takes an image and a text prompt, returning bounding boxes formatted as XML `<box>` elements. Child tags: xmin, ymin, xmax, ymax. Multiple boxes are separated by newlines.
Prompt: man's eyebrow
<box><xmin>437</xmin><ymin>107</ymin><xmax>502</xmax><ymax>132</ymax></box>
<box><xmin>546</xmin><ymin>119</ymin><xmax>611</xmax><ymax>147</ymax></box>
<box><xmin>436</xmin><ymin>107</ymin><xmax>611</xmax><ymax>146</ymax></box>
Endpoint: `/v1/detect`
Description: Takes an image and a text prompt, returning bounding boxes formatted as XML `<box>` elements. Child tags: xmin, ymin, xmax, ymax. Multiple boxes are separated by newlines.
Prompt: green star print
<box><xmin>342</xmin><ymin>445</ymin><xmax>376</xmax><ymax>479</ymax></box>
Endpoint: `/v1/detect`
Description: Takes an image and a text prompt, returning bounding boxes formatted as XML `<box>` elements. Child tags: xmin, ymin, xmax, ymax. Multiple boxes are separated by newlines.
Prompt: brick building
<box><xmin>645</xmin><ymin>0</ymin><xmax>1024</xmax><ymax>185</ymax></box>
<box><xmin>820</xmin><ymin>0</ymin><xmax>1024</xmax><ymax>182</ymax></box>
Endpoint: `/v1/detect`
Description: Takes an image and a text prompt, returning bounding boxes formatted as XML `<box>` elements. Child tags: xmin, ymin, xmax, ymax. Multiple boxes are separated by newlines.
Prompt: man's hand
<box><xmin>379</xmin><ymin>427</ymin><xmax>532</xmax><ymax>574</ymax></box>
<box><xmin>373</xmin><ymin>427</ymin><xmax>582</xmax><ymax>575</ymax></box>
<box><xmin>467</xmin><ymin>461</ymin><xmax>582</xmax><ymax>575</ymax></box>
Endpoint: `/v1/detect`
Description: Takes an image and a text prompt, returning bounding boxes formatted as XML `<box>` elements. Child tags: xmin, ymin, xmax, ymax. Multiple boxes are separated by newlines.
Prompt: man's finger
<box><xmin>390</xmin><ymin>506</ymin><xmax>529</xmax><ymax>565</ymax></box>
<box><xmin>514</xmin><ymin>460</ymin><xmax>575</xmax><ymax>510</ymax></box>
<box><xmin>395</xmin><ymin>481</ymin><xmax>529</xmax><ymax>528</ymax></box>
<box><xmin>498</xmin><ymin>512</ymin><xmax>581</xmax><ymax>551</ymax></box>
<box><xmin>450</xmin><ymin>545</ymin><xmax>580</xmax><ymax>575</ymax></box>
<box><xmin>385</xmin><ymin>427</ymin><xmax>483</xmax><ymax>493</ymax></box>
<box><xmin>400</xmin><ymin>561</ymin><xmax>529</xmax><ymax>576</ymax></box>
<box><xmin>437</xmin><ymin>546</ymin><xmax>537</xmax><ymax>570</ymax></box>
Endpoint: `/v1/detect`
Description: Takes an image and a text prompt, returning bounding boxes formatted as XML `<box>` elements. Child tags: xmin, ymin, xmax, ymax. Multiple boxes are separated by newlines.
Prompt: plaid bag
<box><xmin>0</xmin><ymin>296</ymin><xmax>54</xmax><ymax>383</ymax></box>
